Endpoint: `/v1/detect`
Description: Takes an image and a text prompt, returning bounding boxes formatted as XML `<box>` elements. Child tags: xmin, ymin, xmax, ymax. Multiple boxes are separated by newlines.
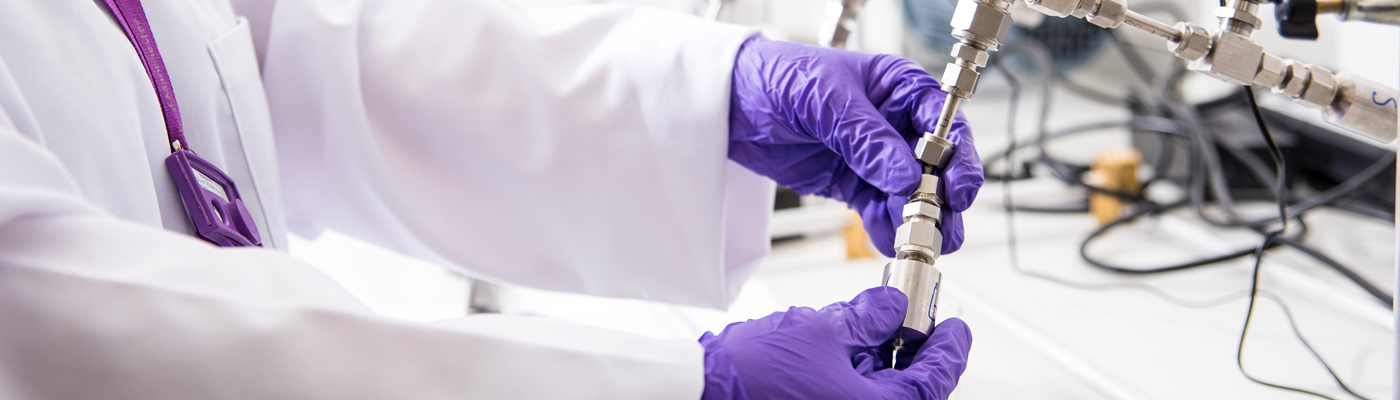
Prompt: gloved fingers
<box><xmin>939</xmin><ymin>209</ymin><xmax>964</xmax><ymax>255</ymax></box>
<box><xmin>902</xmin><ymin>318</ymin><xmax>973</xmax><ymax>393</ymax></box>
<box><xmin>865</xmin><ymin>55</ymin><xmax>944</xmax><ymax>140</ymax></box>
<box><xmin>852</xmin><ymin>350</ymin><xmax>881</xmax><ymax>375</ymax></box>
<box><xmin>853</xmin><ymin>188</ymin><xmax>902</xmax><ymax>257</ymax></box>
<box><xmin>817</xmin><ymin>97</ymin><xmax>924</xmax><ymax>197</ymax></box>
<box><xmin>938</xmin><ymin>119</ymin><xmax>985</xmax><ymax>213</ymax></box>
<box><xmin>821</xmin><ymin>286</ymin><xmax>908</xmax><ymax>357</ymax></box>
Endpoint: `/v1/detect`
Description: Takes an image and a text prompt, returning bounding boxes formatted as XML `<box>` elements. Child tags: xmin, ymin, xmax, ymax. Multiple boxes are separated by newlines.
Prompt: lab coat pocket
<box><xmin>207</xmin><ymin>17</ymin><xmax>287</xmax><ymax>249</ymax></box>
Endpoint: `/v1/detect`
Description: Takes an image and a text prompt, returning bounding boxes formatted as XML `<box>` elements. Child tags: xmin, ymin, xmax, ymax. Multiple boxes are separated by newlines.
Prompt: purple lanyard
<box><xmin>102</xmin><ymin>0</ymin><xmax>187</xmax><ymax>153</ymax></box>
<box><xmin>101</xmin><ymin>0</ymin><xmax>264</xmax><ymax>248</ymax></box>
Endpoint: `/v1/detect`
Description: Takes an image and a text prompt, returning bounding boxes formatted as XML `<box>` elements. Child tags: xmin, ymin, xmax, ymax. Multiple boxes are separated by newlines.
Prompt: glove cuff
<box><xmin>698</xmin><ymin>332</ymin><xmax>748</xmax><ymax>400</ymax></box>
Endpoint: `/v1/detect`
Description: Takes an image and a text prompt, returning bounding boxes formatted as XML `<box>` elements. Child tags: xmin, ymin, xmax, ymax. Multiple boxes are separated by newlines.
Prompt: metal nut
<box><xmin>894</xmin><ymin>219</ymin><xmax>943</xmax><ymax>252</ymax></box>
<box><xmin>1253</xmin><ymin>53</ymin><xmax>1286</xmax><ymax>89</ymax></box>
<box><xmin>1025</xmin><ymin>0</ymin><xmax>1078</xmax><ymax>17</ymax></box>
<box><xmin>902</xmin><ymin>201</ymin><xmax>942</xmax><ymax>223</ymax></box>
<box><xmin>1215</xmin><ymin>7</ymin><xmax>1260</xmax><ymax>31</ymax></box>
<box><xmin>1087</xmin><ymin>0</ymin><xmax>1127</xmax><ymax>28</ymax></box>
<box><xmin>1069</xmin><ymin>0</ymin><xmax>1098</xmax><ymax>17</ymax></box>
<box><xmin>914</xmin><ymin>134</ymin><xmax>955</xmax><ymax>168</ymax></box>
<box><xmin>940</xmin><ymin>64</ymin><xmax>980</xmax><ymax>99</ymax></box>
<box><xmin>950</xmin><ymin>2</ymin><xmax>1014</xmax><ymax>48</ymax></box>
<box><xmin>1298</xmin><ymin>64</ymin><xmax>1338</xmax><ymax>109</ymax></box>
<box><xmin>1168</xmin><ymin>22</ymin><xmax>1211</xmax><ymax>61</ymax></box>
<box><xmin>1277</xmin><ymin>59</ymin><xmax>1311</xmax><ymax>98</ymax></box>
<box><xmin>949</xmin><ymin>43</ymin><xmax>989</xmax><ymax>68</ymax></box>
<box><xmin>915</xmin><ymin>174</ymin><xmax>940</xmax><ymax>195</ymax></box>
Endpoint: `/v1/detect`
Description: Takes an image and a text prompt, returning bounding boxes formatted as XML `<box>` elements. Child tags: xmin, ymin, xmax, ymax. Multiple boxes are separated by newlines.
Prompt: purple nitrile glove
<box><xmin>728</xmin><ymin>36</ymin><xmax>983</xmax><ymax>257</ymax></box>
<box><xmin>699</xmin><ymin>287</ymin><xmax>973</xmax><ymax>399</ymax></box>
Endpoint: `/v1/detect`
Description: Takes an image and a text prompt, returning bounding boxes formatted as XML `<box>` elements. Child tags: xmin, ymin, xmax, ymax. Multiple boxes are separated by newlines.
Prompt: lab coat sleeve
<box><xmin>0</xmin><ymin>129</ymin><xmax>706</xmax><ymax>399</ymax></box>
<box><xmin>260</xmin><ymin>0</ymin><xmax>774</xmax><ymax>309</ymax></box>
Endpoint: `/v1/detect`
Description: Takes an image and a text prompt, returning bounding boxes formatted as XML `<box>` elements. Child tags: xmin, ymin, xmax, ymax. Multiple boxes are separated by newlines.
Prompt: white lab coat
<box><xmin>0</xmin><ymin>0</ymin><xmax>773</xmax><ymax>398</ymax></box>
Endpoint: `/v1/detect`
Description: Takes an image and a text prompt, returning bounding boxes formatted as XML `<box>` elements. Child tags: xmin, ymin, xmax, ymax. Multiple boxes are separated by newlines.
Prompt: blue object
<box><xmin>728</xmin><ymin>36</ymin><xmax>983</xmax><ymax>256</ymax></box>
<box><xmin>699</xmin><ymin>287</ymin><xmax>974</xmax><ymax>399</ymax></box>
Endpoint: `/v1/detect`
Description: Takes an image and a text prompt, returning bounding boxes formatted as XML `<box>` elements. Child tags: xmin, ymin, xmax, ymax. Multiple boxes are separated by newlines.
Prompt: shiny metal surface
<box><xmin>1337</xmin><ymin>0</ymin><xmax>1400</xmax><ymax>24</ymax></box>
<box><xmin>1300</xmin><ymin>65</ymin><xmax>1340</xmax><ymax>109</ymax></box>
<box><xmin>1025</xmin><ymin>0</ymin><xmax>1081</xmax><ymax>17</ymax></box>
<box><xmin>1123</xmin><ymin>10</ymin><xmax>1181</xmax><ymax>41</ymax></box>
<box><xmin>1168</xmin><ymin>22</ymin><xmax>1211</xmax><ymax>61</ymax></box>
<box><xmin>1188</xmin><ymin>30</ymin><xmax>1263</xmax><ymax>85</ymax></box>
<box><xmin>1216</xmin><ymin>0</ymin><xmax>1261</xmax><ymax>34</ymax></box>
<box><xmin>1087</xmin><ymin>0</ymin><xmax>1128</xmax><ymax>28</ymax></box>
<box><xmin>883</xmin><ymin>259</ymin><xmax>944</xmax><ymax>340</ymax></box>
<box><xmin>1253</xmin><ymin>53</ymin><xmax>1287</xmax><ymax>88</ymax></box>
<box><xmin>1325</xmin><ymin>73</ymin><xmax>1400</xmax><ymax>143</ymax></box>
<box><xmin>915</xmin><ymin>133</ymin><xmax>956</xmax><ymax>167</ymax></box>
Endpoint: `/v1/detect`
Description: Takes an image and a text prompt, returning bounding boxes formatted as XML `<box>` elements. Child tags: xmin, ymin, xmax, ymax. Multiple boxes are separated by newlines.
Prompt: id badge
<box><xmin>165</xmin><ymin>150</ymin><xmax>263</xmax><ymax>247</ymax></box>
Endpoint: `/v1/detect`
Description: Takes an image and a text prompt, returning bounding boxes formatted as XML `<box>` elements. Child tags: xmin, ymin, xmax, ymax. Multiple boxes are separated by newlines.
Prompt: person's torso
<box><xmin>0</xmin><ymin>0</ymin><xmax>287</xmax><ymax>249</ymax></box>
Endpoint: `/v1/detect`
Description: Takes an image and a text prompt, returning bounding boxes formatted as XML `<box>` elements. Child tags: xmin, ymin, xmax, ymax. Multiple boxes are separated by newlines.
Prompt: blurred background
<box><xmin>290</xmin><ymin>1</ymin><xmax>1399</xmax><ymax>398</ymax></box>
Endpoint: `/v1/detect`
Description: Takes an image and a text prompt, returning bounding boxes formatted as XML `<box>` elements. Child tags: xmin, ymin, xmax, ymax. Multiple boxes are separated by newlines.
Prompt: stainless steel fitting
<box><xmin>882</xmin><ymin>259</ymin><xmax>943</xmax><ymax>351</ymax></box>
<box><xmin>1025</xmin><ymin>0</ymin><xmax>1083</xmax><ymax>17</ymax></box>
<box><xmin>1325</xmin><ymin>72</ymin><xmax>1400</xmax><ymax>143</ymax></box>
<box><xmin>1252</xmin><ymin>53</ymin><xmax>1287</xmax><ymax>88</ymax></box>
<box><xmin>1167</xmin><ymin>22</ymin><xmax>1211</xmax><ymax>61</ymax></box>
<box><xmin>1299</xmin><ymin>65</ymin><xmax>1339</xmax><ymax>108</ymax></box>
<box><xmin>1087</xmin><ymin>0</ymin><xmax>1129</xmax><ymax>28</ymax></box>
<box><xmin>894</xmin><ymin>217</ymin><xmax>943</xmax><ymax>263</ymax></box>
<box><xmin>1188</xmin><ymin>29</ymin><xmax>1262</xmax><ymax>85</ymax></box>
<box><xmin>883</xmin><ymin>138</ymin><xmax>956</xmax><ymax>356</ymax></box>
<box><xmin>1186</xmin><ymin>0</ymin><xmax>1265</xmax><ymax>84</ymax></box>
<box><xmin>914</xmin><ymin>133</ymin><xmax>956</xmax><ymax>167</ymax></box>
<box><xmin>910</xmin><ymin>174</ymin><xmax>944</xmax><ymax>205</ymax></box>
<box><xmin>940</xmin><ymin>0</ymin><xmax>1013</xmax><ymax>100</ymax></box>
<box><xmin>1277</xmin><ymin>59</ymin><xmax>1312</xmax><ymax>97</ymax></box>
<box><xmin>1216</xmin><ymin>0</ymin><xmax>1261</xmax><ymax>35</ymax></box>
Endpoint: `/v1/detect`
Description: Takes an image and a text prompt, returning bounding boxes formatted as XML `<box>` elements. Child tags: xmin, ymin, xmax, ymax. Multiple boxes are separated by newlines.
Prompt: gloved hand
<box><xmin>728</xmin><ymin>36</ymin><xmax>984</xmax><ymax>257</ymax></box>
<box><xmin>699</xmin><ymin>287</ymin><xmax>973</xmax><ymax>399</ymax></box>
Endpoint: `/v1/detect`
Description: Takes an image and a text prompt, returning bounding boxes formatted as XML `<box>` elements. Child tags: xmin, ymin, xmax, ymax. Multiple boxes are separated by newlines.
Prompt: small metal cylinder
<box><xmin>882</xmin><ymin>259</ymin><xmax>943</xmax><ymax>351</ymax></box>
<box><xmin>1221</xmin><ymin>0</ymin><xmax>1260</xmax><ymax>34</ymax></box>
<box><xmin>1122</xmin><ymin>10</ymin><xmax>1182</xmax><ymax>42</ymax></box>
<box><xmin>1325</xmin><ymin>72</ymin><xmax>1399</xmax><ymax>143</ymax></box>
<box><xmin>930</xmin><ymin>95</ymin><xmax>963</xmax><ymax>140</ymax></box>
<box><xmin>1338</xmin><ymin>0</ymin><xmax>1400</xmax><ymax>23</ymax></box>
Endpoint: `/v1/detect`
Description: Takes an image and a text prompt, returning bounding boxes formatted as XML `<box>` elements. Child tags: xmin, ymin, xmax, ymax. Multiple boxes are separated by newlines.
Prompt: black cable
<box><xmin>1275</xmin><ymin>235</ymin><xmax>1393</xmax><ymax>306</ymax></box>
<box><xmin>1235</xmin><ymin>87</ymin><xmax>1374</xmax><ymax>400</ymax></box>
<box><xmin>999</xmin><ymin>68</ymin><xmax>1377</xmax><ymax>400</ymax></box>
<box><xmin>1127</xmin><ymin>69</ymin><xmax>1392</xmax><ymax>306</ymax></box>
<box><xmin>995</xmin><ymin>20</ymin><xmax>1392</xmax><ymax>307</ymax></box>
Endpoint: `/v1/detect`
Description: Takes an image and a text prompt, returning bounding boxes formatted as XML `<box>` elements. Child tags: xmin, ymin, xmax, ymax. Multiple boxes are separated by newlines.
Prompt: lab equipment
<box><xmin>727</xmin><ymin>36</ymin><xmax>983</xmax><ymax>257</ymax></box>
<box><xmin>103</xmin><ymin>0</ymin><xmax>261</xmax><ymax>247</ymax></box>
<box><xmin>699</xmin><ymin>287</ymin><xmax>972</xmax><ymax>399</ymax></box>
<box><xmin>927</xmin><ymin>0</ymin><xmax>1398</xmax><ymax>145</ymax></box>
<box><xmin>880</xmin><ymin>124</ymin><xmax>960</xmax><ymax>361</ymax></box>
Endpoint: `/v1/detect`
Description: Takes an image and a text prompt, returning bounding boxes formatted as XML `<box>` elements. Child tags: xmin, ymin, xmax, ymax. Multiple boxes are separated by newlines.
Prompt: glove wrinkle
<box><xmin>725</xmin><ymin>36</ymin><xmax>982</xmax><ymax>257</ymax></box>
<box><xmin>699</xmin><ymin>288</ymin><xmax>971</xmax><ymax>400</ymax></box>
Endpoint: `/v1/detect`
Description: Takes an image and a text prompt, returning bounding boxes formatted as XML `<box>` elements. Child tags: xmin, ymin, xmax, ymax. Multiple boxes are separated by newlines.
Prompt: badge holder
<box><xmin>105</xmin><ymin>0</ymin><xmax>262</xmax><ymax>248</ymax></box>
<box><xmin>166</xmin><ymin>150</ymin><xmax>263</xmax><ymax>247</ymax></box>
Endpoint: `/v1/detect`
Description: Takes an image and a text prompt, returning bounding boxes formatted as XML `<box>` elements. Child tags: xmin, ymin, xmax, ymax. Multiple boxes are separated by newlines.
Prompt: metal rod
<box><xmin>931</xmin><ymin>95</ymin><xmax>962</xmax><ymax>140</ymax></box>
<box><xmin>1122</xmin><ymin>10</ymin><xmax>1182</xmax><ymax>42</ymax></box>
